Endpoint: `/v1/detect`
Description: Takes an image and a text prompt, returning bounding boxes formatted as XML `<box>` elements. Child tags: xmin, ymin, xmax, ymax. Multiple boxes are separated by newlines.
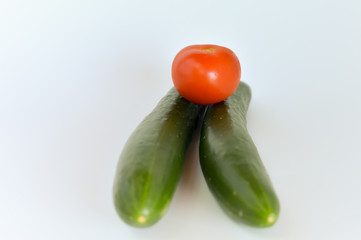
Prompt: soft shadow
<box><xmin>177</xmin><ymin>111</ymin><xmax>205</xmax><ymax>195</ymax></box>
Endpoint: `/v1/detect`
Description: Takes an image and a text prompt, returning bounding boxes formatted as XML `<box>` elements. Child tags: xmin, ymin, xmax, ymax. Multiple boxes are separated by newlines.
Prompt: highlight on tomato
<box><xmin>171</xmin><ymin>44</ymin><xmax>241</xmax><ymax>105</ymax></box>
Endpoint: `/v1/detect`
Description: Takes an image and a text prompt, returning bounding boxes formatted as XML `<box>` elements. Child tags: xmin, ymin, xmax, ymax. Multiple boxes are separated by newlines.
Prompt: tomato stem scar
<box><xmin>202</xmin><ymin>48</ymin><xmax>214</xmax><ymax>52</ymax></box>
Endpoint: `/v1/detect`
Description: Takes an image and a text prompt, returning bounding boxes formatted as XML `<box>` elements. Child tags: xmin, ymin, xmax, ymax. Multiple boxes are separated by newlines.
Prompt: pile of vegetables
<box><xmin>113</xmin><ymin>44</ymin><xmax>280</xmax><ymax>228</ymax></box>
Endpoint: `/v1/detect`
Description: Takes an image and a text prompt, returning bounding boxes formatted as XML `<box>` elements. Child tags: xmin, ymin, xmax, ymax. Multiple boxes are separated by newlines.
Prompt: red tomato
<box><xmin>172</xmin><ymin>44</ymin><xmax>241</xmax><ymax>105</ymax></box>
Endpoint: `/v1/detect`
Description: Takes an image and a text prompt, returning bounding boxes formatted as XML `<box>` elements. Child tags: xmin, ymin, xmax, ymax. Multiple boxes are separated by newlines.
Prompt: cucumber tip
<box><xmin>267</xmin><ymin>213</ymin><xmax>277</xmax><ymax>224</ymax></box>
<box><xmin>137</xmin><ymin>215</ymin><xmax>146</xmax><ymax>224</ymax></box>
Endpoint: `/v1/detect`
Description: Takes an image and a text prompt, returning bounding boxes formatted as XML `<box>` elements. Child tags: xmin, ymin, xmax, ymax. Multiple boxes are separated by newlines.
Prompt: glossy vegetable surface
<box><xmin>199</xmin><ymin>81</ymin><xmax>280</xmax><ymax>227</ymax></box>
<box><xmin>172</xmin><ymin>44</ymin><xmax>241</xmax><ymax>105</ymax></box>
<box><xmin>113</xmin><ymin>88</ymin><xmax>205</xmax><ymax>227</ymax></box>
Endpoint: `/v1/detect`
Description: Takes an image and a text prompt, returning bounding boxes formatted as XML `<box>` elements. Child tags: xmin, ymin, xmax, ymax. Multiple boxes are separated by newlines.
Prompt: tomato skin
<box><xmin>172</xmin><ymin>44</ymin><xmax>241</xmax><ymax>105</ymax></box>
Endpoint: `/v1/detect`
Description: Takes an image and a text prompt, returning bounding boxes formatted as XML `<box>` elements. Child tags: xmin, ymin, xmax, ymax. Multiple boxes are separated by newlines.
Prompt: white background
<box><xmin>1</xmin><ymin>0</ymin><xmax>361</xmax><ymax>239</ymax></box>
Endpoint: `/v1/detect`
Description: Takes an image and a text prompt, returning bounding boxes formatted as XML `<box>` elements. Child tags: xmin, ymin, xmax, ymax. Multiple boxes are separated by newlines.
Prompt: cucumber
<box><xmin>113</xmin><ymin>88</ymin><xmax>204</xmax><ymax>227</ymax></box>
<box><xmin>199</xmin><ymin>81</ymin><xmax>280</xmax><ymax>227</ymax></box>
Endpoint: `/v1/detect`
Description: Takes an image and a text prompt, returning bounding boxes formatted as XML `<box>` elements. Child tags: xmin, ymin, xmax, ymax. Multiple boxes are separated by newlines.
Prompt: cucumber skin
<box><xmin>113</xmin><ymin>88</ymin><xmax>204</xmax><ymax>227</ymax></box>
<box><xmin>199</xmin><ymin>81</ymin><xmax>280</xmax><ymax>228</ymax></box>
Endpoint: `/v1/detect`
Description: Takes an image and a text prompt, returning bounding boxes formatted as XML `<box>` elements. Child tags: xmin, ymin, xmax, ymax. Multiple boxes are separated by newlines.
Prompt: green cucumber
<box><xmin>199</xmin><ymin>81</ymin><xmax>280</xmax><ymax>227</ymax></box>
<box><xmin>113</xmin><ymin>88</ymin><xmax>204</xmax><ymax>227</ymax></box>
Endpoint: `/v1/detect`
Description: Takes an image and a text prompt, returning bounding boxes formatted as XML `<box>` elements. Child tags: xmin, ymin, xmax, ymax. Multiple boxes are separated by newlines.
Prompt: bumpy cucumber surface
<box><xmin>199</xmin><ymin>81</ymin><xmax>280</xmax><ymax>227</ymax></box>
<box><xmin>113</xmin><ymin>88</ymin><xmax>204</xmax><ymax>227</ymax></box>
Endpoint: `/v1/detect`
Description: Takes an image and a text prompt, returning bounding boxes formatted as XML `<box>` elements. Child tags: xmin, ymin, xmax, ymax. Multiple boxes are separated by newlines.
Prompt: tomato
<box><xmin>172</xmin><ymin>44</ymin><xmax>241</xmax><ymax>105</ymax></box>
